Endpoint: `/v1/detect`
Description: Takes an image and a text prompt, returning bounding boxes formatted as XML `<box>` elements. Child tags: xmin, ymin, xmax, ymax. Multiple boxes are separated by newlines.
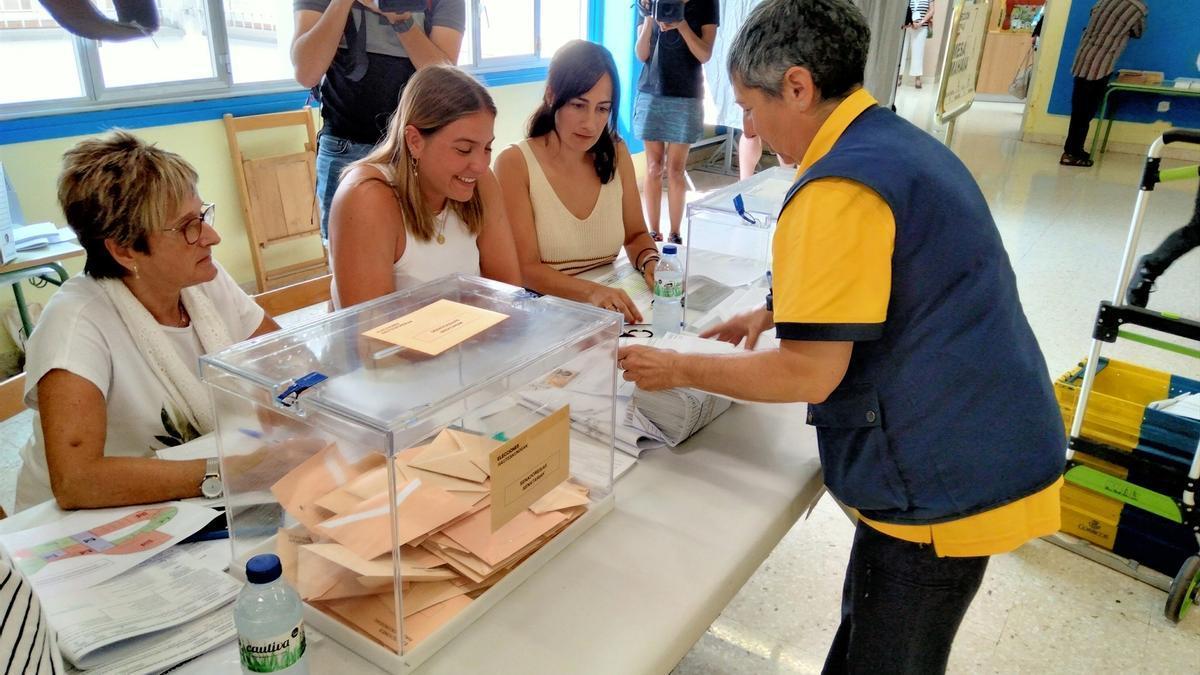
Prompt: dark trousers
<box><xmin>822</xmin><ymin>521</ymin><xmax>989</xmax><ymax>675</ymax></box>
<box><xmin>1143</xmin><ymin>184</ymin><xmax>1200</xmax><ymax>275</ymax></box>
<box><xmin>1064</xmin><ymin>76</ymin><xmax>1110</xmax><ymax>157</ymax></box>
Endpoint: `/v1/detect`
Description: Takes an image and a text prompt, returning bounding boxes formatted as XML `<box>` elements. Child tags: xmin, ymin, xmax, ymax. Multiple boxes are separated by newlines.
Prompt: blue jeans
<box><xmin>822</xmin><ymin>521</ymin><xmax>989</xmax><ymax>675</ymax></box>
<box><xmin>315</xmin><ymin>132</ymin><xmax>375</xmax><ymax>240</ymax></box>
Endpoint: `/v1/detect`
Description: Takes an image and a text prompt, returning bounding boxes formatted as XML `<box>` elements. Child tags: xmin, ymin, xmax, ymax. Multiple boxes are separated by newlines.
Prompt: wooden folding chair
<box><xmin>252</xmin><ymin>274</ymin><xmax>332</xmax><ymax>318</ymax></box>
<box><xmin>224</xmin><ymin>108</ymin><xmax>329</xmax><ymax>293</ymax></box>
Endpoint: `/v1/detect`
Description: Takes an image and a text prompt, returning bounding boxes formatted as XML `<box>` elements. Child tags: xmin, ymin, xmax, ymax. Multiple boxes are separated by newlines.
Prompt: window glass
<box><xmin>96</xmin><ymin>0</ymin><xmax>217</xmax><ymax>88</ymax></box>
<box><xmin>225</xmin><ymin>0</ymin><xmax>297</xmax><ymax>83</ymax></box>
<box><xmin>0</xmin><ymin>6</ymin><xmax>84</xmax><ymax>104</ymax></box>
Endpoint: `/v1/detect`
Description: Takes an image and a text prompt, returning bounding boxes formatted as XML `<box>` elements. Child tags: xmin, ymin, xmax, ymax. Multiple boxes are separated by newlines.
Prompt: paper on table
<box><xmin>361</xmin><ymin>299</ymin><xmax>508</xmax><ymax>356</ymax></box>
<box><xmin>79</xmin><ymin>606</ymin><xmax>236</xmax><ymax>675</ymax></box>
<box><xmin>45</xmin><ymin>546</ymin><xmax>239</xmax><ymax>669</ymax></box>
<box><xmin>585</xmin><ymin>262</ymin><xmax>653</xmax><ymax>322</ymax></box>
<box><xmin>0</xmin><ymin>501</ymin><xmax>218</xmax><ymax>597</ymax></box>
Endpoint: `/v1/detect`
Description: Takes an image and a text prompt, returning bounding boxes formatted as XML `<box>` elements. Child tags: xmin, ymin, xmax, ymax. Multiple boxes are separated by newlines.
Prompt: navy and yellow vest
<box><xmin>783</xmin><ymin>104</ymin><xmax>1065</xmax><ymax>525</ymax></box>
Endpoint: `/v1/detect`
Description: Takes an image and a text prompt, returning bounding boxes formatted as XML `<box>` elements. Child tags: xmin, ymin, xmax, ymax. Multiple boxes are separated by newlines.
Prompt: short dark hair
<box><xmin>728</xmin><ymin>0</ymin><xmax>870</xmax><ymax>100</ymax></box>
<box><xmin>527</xmin><ymin>40</ymin><xmax>622</xmax><ymax>184</ymax></box>
<box><xmin>57</xmin><ymin>131</ymin><xmax>198</xmax><ymax>279</ymax></box>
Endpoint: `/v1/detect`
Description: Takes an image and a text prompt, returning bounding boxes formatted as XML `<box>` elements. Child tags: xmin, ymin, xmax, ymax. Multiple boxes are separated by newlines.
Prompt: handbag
<box><xmin>1009</xmin><ymin>47</ymin><xmax>1034</xmax><ymax>99</ymax></box>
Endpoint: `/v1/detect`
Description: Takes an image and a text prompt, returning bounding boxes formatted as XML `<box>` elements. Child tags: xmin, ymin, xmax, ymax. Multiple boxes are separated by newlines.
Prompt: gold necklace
<box><xmin>435</xmin><ymin>211</ymin><xmax>447</xmax><ymax>245</ymax></box>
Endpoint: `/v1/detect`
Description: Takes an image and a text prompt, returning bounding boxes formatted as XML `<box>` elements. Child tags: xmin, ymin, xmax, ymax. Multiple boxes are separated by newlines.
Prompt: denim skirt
<box><xmin>633</xmin><ymin>91</ymin><xmax>704</xmax><ymax>144</ymax></box>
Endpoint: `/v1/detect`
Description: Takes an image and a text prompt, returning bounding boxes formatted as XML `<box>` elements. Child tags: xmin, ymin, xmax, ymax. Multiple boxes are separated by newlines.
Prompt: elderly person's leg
<box><xmin>823</xmin><ymin>522</ymin><xmax>988</xmax><ymax>675</ymax></box>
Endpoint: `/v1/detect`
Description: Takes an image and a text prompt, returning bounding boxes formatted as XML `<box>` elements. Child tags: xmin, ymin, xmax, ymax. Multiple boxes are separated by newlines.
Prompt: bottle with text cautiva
<box><xmin>236</xmin><ymin>554</ymin><xmax>309</xmax><ymax>674</ymax></box>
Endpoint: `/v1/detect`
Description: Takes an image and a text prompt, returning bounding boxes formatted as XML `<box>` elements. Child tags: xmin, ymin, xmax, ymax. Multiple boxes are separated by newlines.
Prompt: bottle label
<box><xmin>239</xmin><ymin>620</ymin><xmax>307</xmax><ymax>673</ymax></box>
<box><xmin>654</xmin><ymin>279</ymin><xmax>682</xmax><ymax>299</ymax></box>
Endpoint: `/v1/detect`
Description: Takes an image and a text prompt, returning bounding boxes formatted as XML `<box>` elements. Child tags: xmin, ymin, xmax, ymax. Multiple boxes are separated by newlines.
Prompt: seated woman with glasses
<box><xmin>495</xmin><ymin>40</ymin><xmax>659</xmax><ymax>324</ymax></box>
<box><xmin>328</xmin><ymin>65</ymin><xmax>522</xmax><ymax>308</ymax></box>
<box><xmin>14</xmin><ymin>131</ymin><xmax>281</xmax><ymax>511</ymax></box>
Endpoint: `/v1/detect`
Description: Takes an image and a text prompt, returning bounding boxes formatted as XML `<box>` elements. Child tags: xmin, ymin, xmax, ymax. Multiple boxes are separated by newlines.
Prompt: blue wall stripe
<box><xmin>0</xmin><ymin>65</ymin><xmax>548</xmax><ymax>147</ymax></box>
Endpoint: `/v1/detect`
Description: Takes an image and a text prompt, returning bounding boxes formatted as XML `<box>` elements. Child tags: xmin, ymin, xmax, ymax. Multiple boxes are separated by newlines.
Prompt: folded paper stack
<box><xmin>267</xmin><ymin>428</ymin><xmax>590</xmax><ymax>652</ymax></box>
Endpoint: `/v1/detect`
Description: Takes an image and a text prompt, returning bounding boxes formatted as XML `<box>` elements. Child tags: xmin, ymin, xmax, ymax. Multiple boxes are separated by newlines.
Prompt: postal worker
<box><xmin>617</xmin><ymin>1</ymin><xmax>1066</xmax><ymax>672</ymax></box>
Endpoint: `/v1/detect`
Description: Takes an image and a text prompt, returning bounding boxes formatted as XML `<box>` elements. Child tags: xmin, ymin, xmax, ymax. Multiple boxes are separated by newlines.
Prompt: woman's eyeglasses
<box><xmin>163</xmin><ymin>203</ymin><xmax>215</xmax><ymax>245</ymax></box>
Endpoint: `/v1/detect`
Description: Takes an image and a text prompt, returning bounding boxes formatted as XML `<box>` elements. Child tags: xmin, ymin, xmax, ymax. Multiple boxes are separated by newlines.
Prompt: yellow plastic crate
<box><xmin>1054</xmin><ymin>358</ymin><xmax>1173</xmax><ymax>452</ymax></box>
<box><xmin>1061</xmin><ymin>481</ymin><xmax>1124</xmax><ymax>549</ymax></box>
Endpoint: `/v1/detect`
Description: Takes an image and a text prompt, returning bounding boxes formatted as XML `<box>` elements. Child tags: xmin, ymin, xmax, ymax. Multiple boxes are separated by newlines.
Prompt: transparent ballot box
<box><xmin>682</xmin><ymin>166</ymin><xmax>794</xmax><ymax>333</ymax></box>
<box><xmin>200</xmin><ymin>275</ymin><xmax>619</xmax><ymax>672</ymax></box>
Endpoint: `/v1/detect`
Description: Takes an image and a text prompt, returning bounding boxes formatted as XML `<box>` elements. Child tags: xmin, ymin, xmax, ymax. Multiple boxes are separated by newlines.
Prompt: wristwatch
<box><xmin>201</xmin><ymin>458</ymin><xmax>223</xmax><ymax>500</ymax></box>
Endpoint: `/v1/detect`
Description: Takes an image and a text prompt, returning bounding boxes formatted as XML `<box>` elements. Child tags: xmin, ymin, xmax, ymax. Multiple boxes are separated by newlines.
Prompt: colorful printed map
<box><xmin>13</xmin><ymin>506</ymin><xmax>179</xmax><ymax>576</ymax></box>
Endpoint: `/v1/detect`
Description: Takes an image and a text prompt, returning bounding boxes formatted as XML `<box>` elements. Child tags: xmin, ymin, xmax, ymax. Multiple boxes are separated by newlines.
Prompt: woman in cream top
<box><xmin>496</xmin><ymin>41</ymin><xmax>659</xmax><ymax>324</ymax></box>
<box><xmin>329</xmin><ymin>66</ymin><xmax>520</xmax><ymax>309</ymax></box>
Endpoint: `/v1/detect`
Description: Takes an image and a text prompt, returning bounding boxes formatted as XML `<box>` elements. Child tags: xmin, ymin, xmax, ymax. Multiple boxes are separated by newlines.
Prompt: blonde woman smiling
<box><xmin>328</xmin><ymin>65</ymin><xmax>521</xmax><ymax>308</ymax></box>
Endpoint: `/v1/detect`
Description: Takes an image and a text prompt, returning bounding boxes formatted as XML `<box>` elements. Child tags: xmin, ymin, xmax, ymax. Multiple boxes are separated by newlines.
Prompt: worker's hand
<box><xmin>618</xmin><ymin>345</ymin><xmax>682</xmax><ymax>391</ymax></box>
<box><xmin>588</xmin><ymin>284</ymin><xmax>643</xmax><ymax>324</ymax></box>
<box><xmin>700</xmin><ymin>307</ymin><xmax>774</xmax><ymax>349</ymax></box>
<box><xmin>658</xmin><ymin>20</ymin><xmax>682</xmax><ymax>32</ymax></box>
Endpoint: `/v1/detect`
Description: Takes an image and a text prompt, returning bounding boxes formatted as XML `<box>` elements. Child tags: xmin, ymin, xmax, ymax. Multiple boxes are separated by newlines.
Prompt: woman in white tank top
<box><xmin>328</xmin><ymin>66</ymin><xmax>522</xmax><ymax>309</ymax></box>
<box><xmin>495</xmin><ymin>41</ymin><xmax>661</xmax><ymax>324</ymax></box>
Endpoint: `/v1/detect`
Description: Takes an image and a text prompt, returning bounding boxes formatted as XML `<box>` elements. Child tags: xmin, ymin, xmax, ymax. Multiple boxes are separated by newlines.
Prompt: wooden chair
<box><xmin>0</xmin><ymin>373</ymin><xmax>26</xmax><ymax>520</ymax></box>
<box><xmin>252</xmin><ymin>274</ymin><xmax>332</xmax><ymax>318</ymax></box>
<box><xmin>224</xmin><ymin>108</ymin><xmax>329</xmax><ymax>293</ymax></box>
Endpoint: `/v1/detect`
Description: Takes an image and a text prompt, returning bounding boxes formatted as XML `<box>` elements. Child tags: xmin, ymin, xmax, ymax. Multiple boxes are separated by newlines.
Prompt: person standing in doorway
<box><xmin>901</xmin><ymin>0</ymin><xmax>934</xmax><ymax>89</ymax></box>
<box><xmin>1060</xmin><ymin>0</ymin><xmax>1147</xmax><ymax>167</ymax></box>
<box><xmin>634</xmin><ymin>0</ymin><xmax>719</xmax><ymax>245</ymax></box>
<box><xmin>291</xmin><ymin>0</ymin><xmax>467</xmax><ymax>240</ymax></box>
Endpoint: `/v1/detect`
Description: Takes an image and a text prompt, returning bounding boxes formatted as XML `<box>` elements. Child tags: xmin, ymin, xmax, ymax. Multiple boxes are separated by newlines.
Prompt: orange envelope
<box><xmin>321</xmin><ymin>592</ymin><xmax>472</xmax><ymax>652</ymax></box>
<box><xmin>409</xmin><ymin>430</ymin><xmax>488</xmax><ymax>483</ymax></box>
<box><xmin>441</xmin><ymin>506</ymin><xmax>568</xmax><ymax>567</ymax></box>
<box><xmin>271</xmin><ymin>443</ymin><xmax>386</xmax><ymax>531</ymax></box>
<box><xmin>313</xmin><ymin>480</ymin><xmax>475</xmax><ymax>559</ymax></box>
<box><xmin>528</xmin><ymin>481</ymin><xmax>591</xmax><ymax>515</ymax></box>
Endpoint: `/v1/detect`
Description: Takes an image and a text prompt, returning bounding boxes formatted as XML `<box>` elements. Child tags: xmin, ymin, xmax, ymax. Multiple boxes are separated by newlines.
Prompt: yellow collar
<box><xmin>796</xmin><ymin>88</ymin><xmax>878</xmax><ymax>174</ymax></box>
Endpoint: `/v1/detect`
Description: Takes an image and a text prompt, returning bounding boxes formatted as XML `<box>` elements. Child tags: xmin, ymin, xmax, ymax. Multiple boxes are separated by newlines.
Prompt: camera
<box><xmin>642</xmin><ymin>0</ymin><xmax>685</xmax><ymax>24</ymax></box>
<box><xmin>378</xmin><ymin>0</ymin><xmax>425</xmax><ymax>13</ymax></box>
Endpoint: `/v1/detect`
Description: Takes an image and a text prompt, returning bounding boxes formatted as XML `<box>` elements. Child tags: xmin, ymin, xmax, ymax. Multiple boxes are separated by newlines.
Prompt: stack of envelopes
<box><xmin>268</xmin><ymin>428</ymin><xmax>589</xmax><ymax>652</ymax></box>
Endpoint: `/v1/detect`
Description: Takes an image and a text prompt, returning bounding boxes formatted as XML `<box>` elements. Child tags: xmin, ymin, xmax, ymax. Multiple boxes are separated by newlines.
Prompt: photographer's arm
<box><xmin>292</xmin><ymin>0</ymin><xmax>356</xmax><ymax>89</ymax></box>
<box><xmin>674</xmin><ymin>21</ymin><xmax>716</xmax><ymax>64</ymax></box>
<box><xmin>635</xmin><ymin>15</ymin><xmax>655</xmax><ymax>63</ymax></box>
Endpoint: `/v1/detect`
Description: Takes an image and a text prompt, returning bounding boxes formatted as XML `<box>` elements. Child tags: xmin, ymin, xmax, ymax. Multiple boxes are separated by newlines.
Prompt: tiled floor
<box><xmin>664</xmin><ymin>86</ymin><xmax>1200</xmax><ymax>673</ymax></box>
<box><xmin>2</xmin><ymin>84</ymin><xmax>1198</xmax><ymax>673</ymax></box>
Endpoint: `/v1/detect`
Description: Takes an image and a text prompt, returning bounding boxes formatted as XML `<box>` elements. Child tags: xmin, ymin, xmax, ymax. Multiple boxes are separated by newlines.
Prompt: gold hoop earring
<box><xmin>133</xmin><ymin>264</ymin><xmax>139</xmax><ymax>279</ymax></box>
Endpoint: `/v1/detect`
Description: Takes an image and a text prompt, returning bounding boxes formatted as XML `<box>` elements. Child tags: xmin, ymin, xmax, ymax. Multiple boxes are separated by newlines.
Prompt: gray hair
<box><xmin>728</xmin><ymin>0</ymin><xmax>870</xmax><ymax>100</ymax></box>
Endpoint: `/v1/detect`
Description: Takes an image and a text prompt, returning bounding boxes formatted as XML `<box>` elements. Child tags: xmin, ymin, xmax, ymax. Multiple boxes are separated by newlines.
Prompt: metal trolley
<box><xmin>1056</xmin><ymin>129</ymin><xmax>1200</xmax><ymax>623</ymax></box>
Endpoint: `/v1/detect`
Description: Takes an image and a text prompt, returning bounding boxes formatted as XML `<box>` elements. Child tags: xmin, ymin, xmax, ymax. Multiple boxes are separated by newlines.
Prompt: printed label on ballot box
<box><xmin>489</xmin><ymin>406</ymin><xmax>571</xmax><ymax>531</ymax></box>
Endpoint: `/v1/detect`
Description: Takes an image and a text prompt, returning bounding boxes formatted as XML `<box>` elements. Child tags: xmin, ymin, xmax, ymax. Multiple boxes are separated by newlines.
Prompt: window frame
<box><xmin>0</xmin><ymin>0</ymin><xmax>585</xmax><ymax>123</ymax></box>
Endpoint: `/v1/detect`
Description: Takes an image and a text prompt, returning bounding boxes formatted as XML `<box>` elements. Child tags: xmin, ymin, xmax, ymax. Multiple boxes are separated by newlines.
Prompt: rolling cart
<box><xmin>1052</xmin><ymin>129</ymin><xmax>1200</xmax><ymax>623</ymax></box>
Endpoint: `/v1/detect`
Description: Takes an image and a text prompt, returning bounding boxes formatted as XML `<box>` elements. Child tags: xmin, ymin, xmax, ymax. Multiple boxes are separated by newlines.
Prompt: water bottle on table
<box><xmin>653</xmin><ymin>244</ymin><xmax>684</xmax><ymax>335</ymax></box>
<box><xmin>236</xmin><ymin>554</ymin><xmax>309</xmax><ymax>674</ymax></box>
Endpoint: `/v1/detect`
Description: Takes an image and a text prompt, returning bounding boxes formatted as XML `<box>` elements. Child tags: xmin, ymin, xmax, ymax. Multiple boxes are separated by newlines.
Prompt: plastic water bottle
<box><xmin>235</xmin><ymin>554</ymin><xmax>309</xmax><ymax>675</ymax></box>
<box><xmin>653</xmin><ymin>244</ymin><xmax>684</xmax><ymax>335</ymax></box>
